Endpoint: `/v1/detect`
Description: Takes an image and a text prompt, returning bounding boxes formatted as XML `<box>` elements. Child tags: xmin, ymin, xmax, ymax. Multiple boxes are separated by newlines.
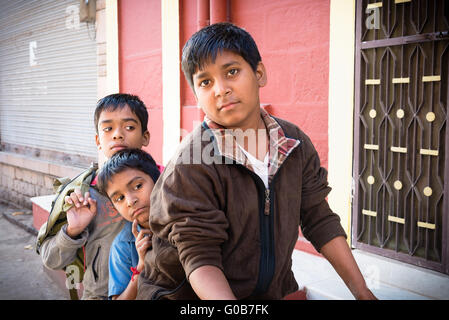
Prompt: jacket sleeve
<box><xmin>40</xmin><ymin>224</ymin><xmax>88</xmax><ymax>270</ymax></box>
<box><xmin>149</xmin><ymin>163</ymin><xmax>229</xmax><ymax>279</ymax></box>
<box><xmin>299</xmin><ymin>133</ymin><xmax>347</xmax><ymax>252</ymax></box>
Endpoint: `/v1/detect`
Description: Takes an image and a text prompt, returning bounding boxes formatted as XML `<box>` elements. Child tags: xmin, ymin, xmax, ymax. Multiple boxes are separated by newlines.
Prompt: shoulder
<box><xmin>271</xmin><ymin>116</ymin><xmax>309</xmax><ymax>141</ymax></box>
<box><xmin>158</xmin><ymin>125</ymin><xmax>220</xmax><ymax>179</ymax></box>
<box><xmin>113</xmin><ymin>221</ymin><xmax>134</xmax><ymax>243</ymax></box>
<box><xmin>270</xmin><ymin>115</ymin><xmax>319</xmax><ymax>160</ymax></box>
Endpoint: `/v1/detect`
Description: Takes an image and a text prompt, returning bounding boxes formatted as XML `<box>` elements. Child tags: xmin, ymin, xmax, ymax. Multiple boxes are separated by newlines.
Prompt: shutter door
<box><xmin>0</xmin><ymin>0</ymin><xmax>98</xmax><ymax>159</ymax></box>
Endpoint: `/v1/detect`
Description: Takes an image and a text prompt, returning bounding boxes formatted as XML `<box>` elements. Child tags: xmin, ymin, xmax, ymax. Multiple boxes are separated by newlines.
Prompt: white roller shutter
<box><xmin>0</xmin><ymin>0</ymin><xmax>98</xmax><ymax>159</ymax></box>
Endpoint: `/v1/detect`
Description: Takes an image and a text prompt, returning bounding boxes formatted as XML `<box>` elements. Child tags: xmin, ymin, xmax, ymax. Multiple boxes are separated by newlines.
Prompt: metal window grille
<box><xmin>353</xmin><ymin>0</ymin><xmax>449</xmax><ymax>274</ymax></box>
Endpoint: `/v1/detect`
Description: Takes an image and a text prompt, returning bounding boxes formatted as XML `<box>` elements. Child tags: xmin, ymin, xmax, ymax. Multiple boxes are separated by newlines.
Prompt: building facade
<box><xmin>1</xmin><ymin>0</ymin><xmax>448</xmax><ymax>298</ymax></box>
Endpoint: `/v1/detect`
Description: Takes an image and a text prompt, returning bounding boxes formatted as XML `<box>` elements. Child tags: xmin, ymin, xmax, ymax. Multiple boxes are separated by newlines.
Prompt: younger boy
<box><xmin>97</xmin><ymin>149</ymin><xmax>160</xmax><ymax>300</ymax></box>
<box><xmin>37</xmin><ymin>94</ymin><xmax>150</xmax><ymax>300</ymax></box>
<box><xmin>137</xmin><ymin>23</ymin><xmax>376</xmax><ymax>300</ymax></box>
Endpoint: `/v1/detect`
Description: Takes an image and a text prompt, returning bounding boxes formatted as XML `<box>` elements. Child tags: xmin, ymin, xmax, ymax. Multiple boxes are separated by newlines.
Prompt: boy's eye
<box><xmin>114</xmin><ymin>195</ymin><xmax>124</xmax><ymax>202</ymax></box>
<box><xmin>103</xmin><ymin>127</ymin><xmax>112</xmax><ymax>132</ymax></box>
<box><xmin>227</xmin><ymin>68</ymin><xmax>239</xmax><ymax>76</ymax></box>
<box><xmin>199</xmin><ymin>79</ymin><xmax>211</xmax><ymax>87</ymax></box>
<box><xmin>134</xmin><ymin>183</ymin><xmax>142</xmax><ymax>190</ymax></box>
<box><xmin>125</xmin><ymin>125</ymin><xmax>135</xmax><ymax>131</ymax></box>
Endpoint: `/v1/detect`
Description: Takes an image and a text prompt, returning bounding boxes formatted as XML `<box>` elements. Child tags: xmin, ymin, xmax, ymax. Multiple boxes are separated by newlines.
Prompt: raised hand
<box><xmin>131</xmin><ymin>219</ymin><xmax>152</xmax><ymax>272</ymax></box>
<box><xmin>65</xmin><ymin>188</ymin><xmax>97</xmax><ymax>239</ymax></box>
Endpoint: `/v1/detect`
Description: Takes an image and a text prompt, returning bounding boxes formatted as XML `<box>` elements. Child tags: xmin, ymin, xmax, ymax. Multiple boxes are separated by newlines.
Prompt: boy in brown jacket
<box><xmin>138</xmin><ymin>22</ymin><xmax>376</xmax><ymax>300</ymax></box>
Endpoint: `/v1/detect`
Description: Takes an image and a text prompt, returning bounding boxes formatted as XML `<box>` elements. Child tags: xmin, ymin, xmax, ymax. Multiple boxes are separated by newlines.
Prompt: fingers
<box><xmin>66</xmin><ymin>188</ymin><xmax>83</xmax><ymax>208</ymax></box>
<box><xmin>87</xmin><ymin>197</ymin><xmax>97</xmax><ymax>214</ymax></box>
<box><xmin>132</xmin><ymin>219</ymin><xmax>152</xmax><ymax>240</ymax></box>
<box><xmin>139</xmin><ymin>229</ymin><xmax>153</xmax><ymax>237</ymax></box>
<box><xmin>131</xmin><ymin>220</ymin><xmax>139</xmax><ymax>239</ymax></box>
<box><xmin>136</xmin><ymin>229</ymin><xmax>152</xmax><ymax>246</ymax></box>
<box><xmin>83</xmin><ymin>192</ymin><xmax>90</xmax><ymax>206</ymax></box>
<box><xmin>65</xmin><ymin>189</ymin><xmax>97</xmax><ymax>213</ymax></box>
<box><xmin>136</xmin><ymin>236</ymin><xmax>152</xmax><ymax>254</ymax></box>
<box><xmin>136</xmin><ymin>229</ymin><xmax>152</xmax><ymax>243</ymax></box>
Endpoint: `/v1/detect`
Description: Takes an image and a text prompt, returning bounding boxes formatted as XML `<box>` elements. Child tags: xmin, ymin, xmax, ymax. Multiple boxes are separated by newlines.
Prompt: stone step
<box><xmin>291</xmin><ymin>248</ymin><xmax>449</xmax><ymax>300</ymax></box>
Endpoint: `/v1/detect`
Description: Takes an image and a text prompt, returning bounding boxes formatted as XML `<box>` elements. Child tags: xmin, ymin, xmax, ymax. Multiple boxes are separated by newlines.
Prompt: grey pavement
<box><xmin>0</xmin><ymin>201</ymin><xmax>67</xmax><ymax>300</ymax></box>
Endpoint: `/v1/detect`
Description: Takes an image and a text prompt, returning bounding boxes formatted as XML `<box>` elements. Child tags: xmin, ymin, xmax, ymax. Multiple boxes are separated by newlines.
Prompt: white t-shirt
<box><xmin>238</xmin><ymin>145</ymin><xmax>269</xmax><ymax>189</ymax></box>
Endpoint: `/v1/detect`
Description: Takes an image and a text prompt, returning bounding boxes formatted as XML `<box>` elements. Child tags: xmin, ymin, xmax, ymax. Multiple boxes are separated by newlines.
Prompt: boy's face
<box><xmin>192</xmin><ymin>50</ymin><xmax>267</xmax><ymax>130</ymax></box>
<box><xmin>95</xmin><ymin>105</ymin><xmax>150</xmax><ymax>159</ymax></box>
<box><xmin>105</xmin><ymin>168</ymin><xmax>154</xmax><ymax>229</ymax></box>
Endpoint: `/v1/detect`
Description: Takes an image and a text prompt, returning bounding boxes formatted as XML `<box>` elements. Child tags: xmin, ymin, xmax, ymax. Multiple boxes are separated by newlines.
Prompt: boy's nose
<box><xmin>127</xmin><ymin>197</ymin><xmax>137</xmax><ymax>207</ymax></box>
<box><xmin>214</xmin><ymin>80</ymin><xmax>231</xmax><ymax>98</ymax></box>
<box><xmin>113</xmin><ymin>128</ymin><xmax>124</xmax><ymax>140</ymax></box>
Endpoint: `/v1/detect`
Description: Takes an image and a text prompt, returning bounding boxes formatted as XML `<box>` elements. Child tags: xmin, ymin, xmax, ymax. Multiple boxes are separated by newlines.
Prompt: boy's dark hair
<box><xmin>97</xmin><ymin>148</ymin><xmax>160</xmax><ymax>195</ymax></box>
<box><xmin>94</xmin><ymin>93</ymin><xmax>149</xmax><ymax>134</ymax></box>
<box><xmin>181</xmin><ymin>22</ymin><xmax>262</xmax><ymax>90</ymax></box>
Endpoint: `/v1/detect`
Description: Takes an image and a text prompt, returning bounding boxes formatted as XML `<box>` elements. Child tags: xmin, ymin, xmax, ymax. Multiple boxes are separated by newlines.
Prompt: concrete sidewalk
<box><xmin>0</xmin><ymin>200</ymin><xmax>67</xmax><ymax>300</ymax></box>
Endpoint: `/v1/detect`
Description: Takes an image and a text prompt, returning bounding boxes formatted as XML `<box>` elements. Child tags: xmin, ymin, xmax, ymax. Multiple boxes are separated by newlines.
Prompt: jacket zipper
<box><xmin>259</xmin><ymin>184</ymin><xmax>276</xmax><ymax>295</ymax></box>
<box><xmin>244</xmin><ymin>169</ymin><xmax>276</xmax><ymax>297</ymax></box>
<box><xmin>264</xmin><ymin>189</ymin><xmax>270</xmax><ymax>216</ymax></box>
<box><xmin>202</xmin><ymin>120</ymin><xmax>301</xmax><ymax>297</ymax></box>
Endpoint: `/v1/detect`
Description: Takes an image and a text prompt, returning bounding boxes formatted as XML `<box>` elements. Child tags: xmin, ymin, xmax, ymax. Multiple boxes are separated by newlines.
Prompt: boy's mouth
<box><xmin>132</xmin><ymin>207</ymin><xmax>149</xmax><ymax>219</ymax></box>
<box><xmin>110</xmin><ymin>144</ymin><xmax>127</xmax><ymax>151</ymax></box>
<box><xmin>219</xmin><ymin>101</ymin><xmax>239</xmax><ymax>111</ymax></box>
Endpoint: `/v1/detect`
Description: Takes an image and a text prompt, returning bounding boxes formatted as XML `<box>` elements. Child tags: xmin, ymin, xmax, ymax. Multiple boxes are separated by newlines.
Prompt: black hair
<box><xmin>94</xmin><ymin>93</ymin><xmax>149</xmax><ymax>134</ymax></box>
<box><xmin>181</xmin><ymin>22</ymin><xmax>262</xmax><ymax>90</ymax></box>
<box><xmin>97</xmin><ymin>148</ymin><xmax>160</xmax><ymax>196</ymax></box>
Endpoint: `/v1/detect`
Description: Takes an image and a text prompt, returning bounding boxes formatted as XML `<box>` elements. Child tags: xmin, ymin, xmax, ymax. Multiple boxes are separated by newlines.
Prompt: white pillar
<box><xmin>328</xmin><ymin>0</ymin><xmax>356</xmax><ymax>243</ymax></box>
<box><xmin>161</xmin><ymin>0</ymin><xmax>181</xmax><ymax>165</ymax></box>
<box><xmin>105</xmin><ymin>0</ymin><xmax>119</xmax><ymax>94</ymax></box>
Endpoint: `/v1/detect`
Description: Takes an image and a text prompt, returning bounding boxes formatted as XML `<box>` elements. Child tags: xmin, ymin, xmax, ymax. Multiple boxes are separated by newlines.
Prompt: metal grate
<box><xmin>353</xmin><ymin>0</ymin><xmax>449</xmax><ymax>274</ymax></box>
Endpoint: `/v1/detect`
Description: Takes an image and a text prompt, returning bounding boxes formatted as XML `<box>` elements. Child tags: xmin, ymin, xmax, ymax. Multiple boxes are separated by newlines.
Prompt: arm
<box><xmin>40</xmin><ymin>224</ymin><xmax>88</xmax><ymax>270</ymax></box>
<box><xmin>189</xmin><ymin>265</ymin><xmax>236</xmax><ymax>300</ymax></box>
<box><xmin>320</xmin><ymin>236</ymin><xmax>377</xmax><ymax>300</ymax></box>
<box><xmin>110</xmin><ymin>221</ymin><xmax>152</xmax><ymax>300</ymax></box>
<box><xmin>150</xmin><ymin>164</ymin><xmax>229</xmax><ymax>294</ymax></box>
<box><xmin>297</xmin><ymin>134</ymin><xmax>375</xmax><ymax>299</ymax></box>
<box><xmin>111</xmin><ymin>274</ymin><xmax>139</xmax><ymax>300</ymax></box>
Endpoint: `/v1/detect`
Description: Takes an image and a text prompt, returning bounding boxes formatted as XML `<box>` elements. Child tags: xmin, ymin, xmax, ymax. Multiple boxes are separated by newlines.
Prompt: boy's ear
<box><xmin>256</xmin><ymin>61</ymin><xmax>267</xmax><ymax>88</ymax></box>
<box><xmin>95</xmin><ymin>134</ymin><xmax>101</xmax><ymax>150</ymax></box>
<box><xmin>142</xmin><ymin>130</ymin><xmax>150</xmax><ymax>147</ymax></box>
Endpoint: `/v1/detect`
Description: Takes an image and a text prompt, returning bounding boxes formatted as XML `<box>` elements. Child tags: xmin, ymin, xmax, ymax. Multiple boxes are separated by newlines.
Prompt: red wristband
<box><xmin>130</xmin><ymin>267</ymin><xmax>140</xmax><ymax>282</ymax></box>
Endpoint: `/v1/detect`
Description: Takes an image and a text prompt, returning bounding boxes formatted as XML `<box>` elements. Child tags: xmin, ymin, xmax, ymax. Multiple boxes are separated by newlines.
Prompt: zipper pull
<box><xmin>264</xmin><ymin>189</ymin><xmax>270</xmax><ymax>216</ymax></box>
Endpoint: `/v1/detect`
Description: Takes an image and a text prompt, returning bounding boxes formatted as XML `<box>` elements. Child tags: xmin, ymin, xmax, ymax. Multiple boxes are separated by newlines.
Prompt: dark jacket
<box><xmin>137</xmin><ymin>113</ymin><xmax>346</xmax><ymax>300</ymax></box>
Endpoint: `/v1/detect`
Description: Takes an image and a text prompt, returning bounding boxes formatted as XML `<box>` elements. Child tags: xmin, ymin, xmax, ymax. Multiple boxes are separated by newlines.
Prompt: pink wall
<box><xmin>179</xmin><ymin>0</ymin><xmax>331</xmax><ymax>167</ymax></box>
<box><xmin>118</xmin><ymin>0</ymin><xmax>163</xmax><ymax>164</ymax></box>
<box><xmin>230</xmin><ymin>0</ymin><xmax>330</xmax><ymax>168</ymax></box>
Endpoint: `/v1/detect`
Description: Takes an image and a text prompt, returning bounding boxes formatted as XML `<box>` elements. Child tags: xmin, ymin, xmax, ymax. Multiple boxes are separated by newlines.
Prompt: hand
<box><xmin>65</xmin><ymin>188</ymin><xmax>97</xmax><ymax>238</ymax></box>
<box><xmin>132</xmin><ymin>219</ymin><xmax>152</xmax><ymax>272</ymax></box>
<box><xmin>320</xmin><ymin>236</ymin><xmax>378</xmax><ymax>300</ymax></box>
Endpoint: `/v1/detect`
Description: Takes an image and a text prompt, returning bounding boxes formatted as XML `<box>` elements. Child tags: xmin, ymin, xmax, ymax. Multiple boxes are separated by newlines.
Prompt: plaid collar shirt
<box><xmin>203</xmin><ymin>107</ymin><xmax>300</xmax><ymax>185</ymax></box>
